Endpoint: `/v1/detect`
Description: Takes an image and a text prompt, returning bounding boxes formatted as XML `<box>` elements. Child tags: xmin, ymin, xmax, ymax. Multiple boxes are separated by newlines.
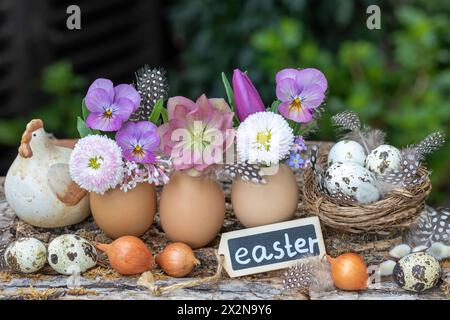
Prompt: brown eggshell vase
<box><xmin>231</xmin><ymin>164</ymin><xmax>299</xmax><ymax>227</ymax></box>
<box><xmin>159</xmin><ymin>171</ymin><xmax>226</xmax><ymax>249</ymax></box>
<box><xmin>90</xmin><ymin>182</ymin><xmax>157</xmax><ymax>239</ymax></box>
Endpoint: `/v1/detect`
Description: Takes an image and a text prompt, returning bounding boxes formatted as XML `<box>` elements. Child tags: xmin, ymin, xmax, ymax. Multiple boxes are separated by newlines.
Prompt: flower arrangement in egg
<box><xmin>69</xmin><ymin>66</ymin><xmax>171</xmax><ymax>239</ymax></box>
<box><xmin>218</xmin><ymin>68</ymin><xmax>328</xmax><ymax>227</ymax></box>
<box><xmin>157</xmin><ymin>95</ymin><xmax>235</xmax><ymax>249</ymax></box>
<box><xmin>310</xmin><ymin>111</ymin><xmax>445</xmax><ymax>205</ymax></box>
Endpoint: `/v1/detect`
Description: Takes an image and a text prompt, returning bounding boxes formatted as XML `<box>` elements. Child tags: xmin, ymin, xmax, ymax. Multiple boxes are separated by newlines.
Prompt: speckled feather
<box><xmin>377</xmin><ymin>132</ymin><xmax>444</xmax><ymax>188</ymax></box>
<box><xmin>283</xmin><ymin>258</ymin><xmax>334</xmax><ymax>293</ymax></box>
<box><xmin>283</xmin><ymin>262</ymin><xmax>314</xmax><ymax>291</ymax></box>
<box><xmin>343</xmin><ymin>128</ymin><xmax>386</xmax><ymax>152</ymax></box>
<box><xmin>130</xmin><ymin>66</ymin><xmax>169</xmax><ymax>121</ymax></box>
<box><xmin>331</xmin><ymin>111</ymin><xmax>361</xmax><ymax>132</ymax></box>
<box><xmin>221</xmin><ymin>162</ymin><xmax>266</xmax><ymax>184</ymax></box>
<box><xmin>377</xmin><ymin>148</ymin><xmax>424</xmax><ymax>187</ymax></box>
<box><xmin>404</xmin><ymin>205</ymin><xmax>450</xmax><ymax>247</ymax></box>
<box><xmin>332</xmin><ymin>112</ymin><xmax>386</xmax><ymax>153</ymax></box>
<box><xmin>415</xmin><ymin>131</ymin><xmax>446</xmax><ymax>158</ymax></box>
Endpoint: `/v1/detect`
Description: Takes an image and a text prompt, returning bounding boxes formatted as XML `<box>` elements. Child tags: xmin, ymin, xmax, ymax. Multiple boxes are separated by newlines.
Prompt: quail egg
<box><xmin>324</xmin><ymin>162</ymin><xmax>377</xmax><ymax>198</ymax></box>
<box><xmin>327</xmin><ymin>140</ymin><xmax>366</xmax><ymax>166</ymax></box>
<box><xmin>47</xmin><ymin>234</ymin><xmax>97</xmax><ymax>275</ymax></box>
<box><xmin>365</xmin><ymin>144</ymin><xmax>401</xmax><ymax>175</ymax></box>
<box><xmin>393</xmin><ymin>252</ymin><xmax>441</xmax><ymax>292</ymax></box>
<box><xmin>4</xmin><ymin>238</ymin><xmax>47</xmax><ymax>273</ymax></box>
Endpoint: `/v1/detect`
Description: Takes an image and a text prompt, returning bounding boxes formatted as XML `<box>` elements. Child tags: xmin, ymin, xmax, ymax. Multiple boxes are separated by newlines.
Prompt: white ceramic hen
<box><xmin>5</xmin><ymin>119</ymin><xmax>90</xmax><ymax>227</ymax></box>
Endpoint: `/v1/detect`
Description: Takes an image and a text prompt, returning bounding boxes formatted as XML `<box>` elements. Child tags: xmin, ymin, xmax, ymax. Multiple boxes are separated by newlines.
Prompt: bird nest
<box><xmin>302</xmin><ymin>151</ymin><xmax>432</xmax><ymax>234</ymax></box>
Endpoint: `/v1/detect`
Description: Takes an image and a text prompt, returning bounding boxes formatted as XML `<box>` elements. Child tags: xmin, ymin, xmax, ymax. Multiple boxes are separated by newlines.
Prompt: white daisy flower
<box><xmin>236</xmin><ymin>111</ymin><xmax>294</xmax><ymax>166</ymax></box>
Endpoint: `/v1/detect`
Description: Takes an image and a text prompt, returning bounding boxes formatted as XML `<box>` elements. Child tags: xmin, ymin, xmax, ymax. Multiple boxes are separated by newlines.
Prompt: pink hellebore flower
<box><xmin>158</xmin><ymin>95</ymin><xmax>235</xmax><ymax>173</ymax></box>
<box><xmin>232</xmin><ymin>69</ymin><xmax>265</xmax><ymax>121</ymax></box>
<box><xmin>275</xmin><ymin>68</ymin><xmax>327</xmax><ymax>123</ymax></box>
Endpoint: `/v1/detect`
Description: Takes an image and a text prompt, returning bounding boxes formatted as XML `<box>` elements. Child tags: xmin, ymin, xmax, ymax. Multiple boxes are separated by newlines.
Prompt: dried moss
<box><xmin>441</xmin><ymin>281</ymin><xmax>450</xmax><ymax>299</ymax></box>
<box><xmin>0</xmin><ymin>272</ymin><xmax>12</xmax><ymax>282</ymax></box>
<box><xmin>66</xmin><ymin>287</ymin><xmax>99</xmax><ymax>296</ymax></box>
<box><xmin>0</xmin><ymin>271</ymin><xmax>50</xmax><ymax>282</ymax></box>
<box><xmin>19</xmin><ymin>273</ymin><xmax>50</xmax><ymax>281</ymax></box>
<box><xmin>83</xmin><ymin>267</ymin><xmax>121</xmax><ymax>280</ymax></box>
<box><xmin>14</xmin><ymin>285</ymin><xmax>62</xmax><ymax>300</ymax></box>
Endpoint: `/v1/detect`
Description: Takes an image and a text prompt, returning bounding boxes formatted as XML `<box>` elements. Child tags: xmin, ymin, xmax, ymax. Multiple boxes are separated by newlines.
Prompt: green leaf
<box><xmin>270</xmin><ymin>100</ymin><xmax>281</xmax><ymax>113</ymax></box>
<box><xmin>221</xmin><ymin>72</ymin><xmax>240</xmax><ymax>126</ymax></box>
<box><xmin>298</xmin><ymin>120</ymin><xmax>317</xmax><ymax>137</ymax></box>
<box><xmin>161</xmin><ymin>108</ymin><xmax>168</xmax><ymax>123</ymax></box>
<box><xmin>233</xmin><ymin>116</ymin><xmax>240</xmax><ymax>127</ymax></box>
<box><xmin>77</xmin><ymin>117</ymin><xmax>93</xmax><ymax>138</ymax></box>
<box><xmin>81</xmin><ymin>99</ymin><xmax>89</xmax><ymax>120</ymax></box>
<box><xmin>221</xmin><ymin>72</ymin><xmax>235</xmax><ymax>111</ymax></box>
<box><xmin>148</xmin><ymin>99</ymin><xmax>164</xmax><ymax>124</ymax></box>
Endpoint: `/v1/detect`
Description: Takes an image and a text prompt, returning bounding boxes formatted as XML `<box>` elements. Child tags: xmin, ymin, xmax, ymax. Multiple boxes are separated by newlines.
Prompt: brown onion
<box><xmin>155</xmin><ymin>242</ymin><xmax>200</xmax><ymax>277</ymax></box>
<box><xmin>94</xmin><ymin>236</ymin><xmax>153</xmax><ymax>275</ymax></box>
<box><xmin>327</xmin><ymin>253</ymin><xmax>368</xmax><ymax>291</ymax></box>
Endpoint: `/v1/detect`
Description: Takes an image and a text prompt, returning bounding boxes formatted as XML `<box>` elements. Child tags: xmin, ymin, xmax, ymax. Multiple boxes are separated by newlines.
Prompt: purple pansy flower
<box><xmin>85</xmin><ymin>78</ymin><xmax>141</xmax><ymax>132</ymax></box>
<box><xmin>276</xmin><ymin>68</ymin><xmax>327</xmax><ymax>123</ymax></box>
<box><xmin>287</xmin><ymin>152</ymin><xmax>305</xmax><ymax>170</ymax></box>
<box><xmin>115</xmin><ymin>121</ymin><xmax>160</xmax><ymax>164</ymax></box>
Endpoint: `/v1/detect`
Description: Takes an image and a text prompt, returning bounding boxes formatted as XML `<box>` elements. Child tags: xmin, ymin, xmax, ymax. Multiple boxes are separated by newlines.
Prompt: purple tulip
<box><xmin>85</xmin><ymin>78</ymin><xmax>141</xmax><ymax>132</ymax></box>
<box><xmin>115</xmin><ymin>121</ymin><xmax>160</xmax><ymax>164</ymax></box>
<box><xmin>232</xmin><ymin>69</ymin><xmax>265</xmax><ymax>121</ymax></box>
<box><xmin>275</xmin><ymin>68</ymin><xmax>327</xmax><ymax>123</ymax></box>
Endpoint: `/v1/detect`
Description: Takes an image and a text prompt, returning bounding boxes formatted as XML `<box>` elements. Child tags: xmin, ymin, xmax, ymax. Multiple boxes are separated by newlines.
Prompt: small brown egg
<box><xmin>90</xmin><ymin>183</ymin><xmax>157</xmax><ymax>239</ymax></box>
<box><xmin>231</xmin><ymin>164</ymin><xmax>298</xmax><ymax>227</ymax></box>
<box><xmin>159</xmin><ymin>172</ymin><xmax>225</xmax><ymax>249</ymax></box>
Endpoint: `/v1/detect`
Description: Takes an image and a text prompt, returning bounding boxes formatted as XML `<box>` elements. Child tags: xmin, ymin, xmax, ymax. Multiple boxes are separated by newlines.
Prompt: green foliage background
<box><xmin>0</xmin><ymin>0</ymin><xmax>448</xmax><ymax>203</ymax></box>
<box><xmin>168</xmin><ymin>0</ymin><xmax>450</xmax><ymax>203</ymax></box>
<box><xmin>0</xmin><ymin>61</ymin><xmax>86</xmax><ymax>146</ymax></box>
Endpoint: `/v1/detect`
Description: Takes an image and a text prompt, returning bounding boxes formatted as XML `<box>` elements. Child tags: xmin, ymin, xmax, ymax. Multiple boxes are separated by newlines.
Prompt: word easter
<box><xmin>233</xmin><ymin>232</ymin><xmax>318</xmax><ymax>266</ymax></box>
<box><xmin>219</xmin><ymin>216</ymin><xmax>326</xmax><ymax>277</ymax></box>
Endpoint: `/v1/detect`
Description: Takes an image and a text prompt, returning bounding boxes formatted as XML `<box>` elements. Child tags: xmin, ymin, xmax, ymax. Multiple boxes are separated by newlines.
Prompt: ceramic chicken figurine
<box><xmin>5</xmin><ymin>119</ymin><xmax>90</xmax><ymax>227</ymax></box>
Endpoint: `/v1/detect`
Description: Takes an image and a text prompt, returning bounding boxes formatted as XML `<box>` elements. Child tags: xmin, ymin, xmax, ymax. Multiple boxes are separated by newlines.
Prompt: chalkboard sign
<box><xmin>218</xmin><ymin>217</ymin><xmax>326</xmax><ymax>277</ymax></box>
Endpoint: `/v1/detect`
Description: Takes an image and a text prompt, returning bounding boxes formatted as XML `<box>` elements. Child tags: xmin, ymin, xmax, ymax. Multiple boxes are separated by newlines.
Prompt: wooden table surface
<box><xmin>0</xmin><ymin>175</ymin><xmax>448</xmax><ymax>300</ymax></box>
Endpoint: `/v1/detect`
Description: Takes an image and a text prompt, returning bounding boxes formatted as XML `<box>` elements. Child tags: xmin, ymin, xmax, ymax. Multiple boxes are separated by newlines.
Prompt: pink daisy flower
<box><xmin>69</xmin><ymin>135</ymin><xmax>124</xmax><ymax>194</ymax></box>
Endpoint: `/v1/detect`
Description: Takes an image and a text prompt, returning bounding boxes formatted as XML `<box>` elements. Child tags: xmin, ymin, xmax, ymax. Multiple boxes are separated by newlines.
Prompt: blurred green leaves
<box><xmin>0</xmin><ymin>61</ymin><xmax>85</xmax><ymax>145</ymax></box>
<box><xmin>41</xmin><ymin>61</ymin><xmax>85</xmax><ymax>95</ymax></box>
<box><xmin>251</xmin><ymin>5</ymin><xmax>450</xmax><ymax>202</ymax></box>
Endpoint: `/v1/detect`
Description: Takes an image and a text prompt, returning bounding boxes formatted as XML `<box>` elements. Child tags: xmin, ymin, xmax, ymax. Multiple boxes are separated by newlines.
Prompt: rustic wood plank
<box><xmin>0</xmin><ymin>270</ymin><xmax>447</xmax><ymax>300</ymax></box>
<box><xmin>311</xmin><ymin>282</ymin><xmax>447</xmax><ymax>300</ymax></box>
<box><xmin>0</xmin><ymin>275</ymin><xmax>289</xmax><ymax>300</ymax></box>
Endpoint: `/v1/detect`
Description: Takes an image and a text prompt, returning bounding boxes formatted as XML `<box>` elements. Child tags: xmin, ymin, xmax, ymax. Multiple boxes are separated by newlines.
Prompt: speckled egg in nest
<box><xmin>392</xmin><ymin>252</ymin><xmax>441</xmax><ymax>292</ymax></box>
<box><xmin>365</xmin><ymin>144</ymin><xmax>401</xmax><ymax>175</ymax></box>
<box><xmin>324</xmin><ymin>162</ymin><xmax>380</xmax><ymax>203</ymax></box>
